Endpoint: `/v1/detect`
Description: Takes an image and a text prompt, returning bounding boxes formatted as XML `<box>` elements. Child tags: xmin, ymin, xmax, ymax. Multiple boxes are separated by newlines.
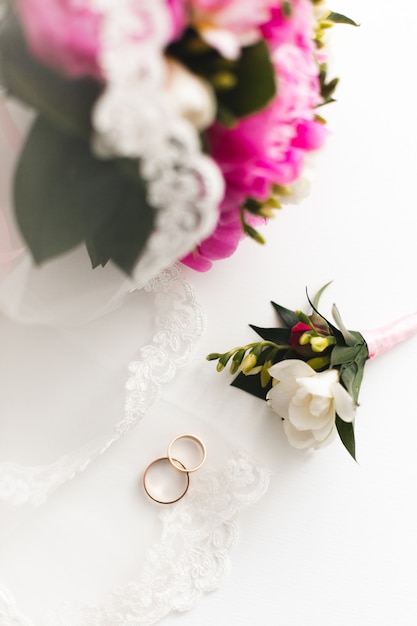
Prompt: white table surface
<box><xmin>1</xmin><ymin>1</ymin><xmax>417</xmax><ymax>624</ymax></box>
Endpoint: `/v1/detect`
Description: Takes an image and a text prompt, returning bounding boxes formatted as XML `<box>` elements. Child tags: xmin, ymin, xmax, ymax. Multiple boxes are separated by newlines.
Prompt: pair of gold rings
<box><xmin>143</xmin><ymin>434</ymin><xmax>206</xmax><ymax>504</ymax></box>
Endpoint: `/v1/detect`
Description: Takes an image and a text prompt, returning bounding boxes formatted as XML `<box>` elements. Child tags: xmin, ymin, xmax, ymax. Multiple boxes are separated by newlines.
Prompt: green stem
<box><xmin>241</xmin><ymin>341</ymin><xmax>290</xmax><ymax>352</ymax></box>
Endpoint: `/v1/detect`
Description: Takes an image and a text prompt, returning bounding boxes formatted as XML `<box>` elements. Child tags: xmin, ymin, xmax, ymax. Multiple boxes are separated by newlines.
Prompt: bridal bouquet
<box><xmin>0</xmin><ymin>0</ymin><xmax>355</xmax><ymax>281</ymax></box>
<box><xmin>207</xmin><ymin>285</ymin><xmax>417</xmax><ymax>459</ymax></box>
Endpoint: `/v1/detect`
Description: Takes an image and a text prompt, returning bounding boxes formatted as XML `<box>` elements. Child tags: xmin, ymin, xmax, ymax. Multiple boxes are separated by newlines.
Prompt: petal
<box><xmin>331</xmin><ymin>382</ymin><xmax>356</xmax><ymax>422</ymax></box>
<box><xmin>312</xmin><ymin>424</ymin><xmax>337</xmax><ymax>448</ymax></box>
<box><xmin>309</xmin><ymin>393</ymin><xmax>332</xmax><ymax>417</ymax></box>
<box><xmin>164</xmin><ymin>58</ymin><xmax>216</xmax><ymax>130</ymax></box>
<box><xmin>199</xmin><ymin>26</ymin><xmax>241</xmax><ymax>60</ymax></box>
<box><xmin>287</xmin><ymin>390</ymin><xmax>315</xmax><ymax>430</ymax></box>
<box><xmin>296</xmin><ymin>369</ymin><xmax>339</xmax><ymax>398</ymax></box>
<box><xmin>267</xmin><ymin>380</ymin><xmax>295</xmax><ymax>419</ymax></box>
<box><xmin>180</xmin><ymin>251</ymin><xmax>213</xmax><ymax>271</ymax></box>
<box><xmin>283</xmin><ymin>420</ymin><xmax>317</xmax><ymax>449</ymax></box>
<box><xmin>289</xmin><ymin>391</ymin><xmax>333</xmax><ymax>431</ymax></box>
<box><xmin>268</xmin><ymin>359</ymin><xmax>315</xmax><ymax>382</ymax></box>
<box><xmin>311</xmin><ymin>414</ymin><xmax>336</xmax><ymax>441</ymax></box>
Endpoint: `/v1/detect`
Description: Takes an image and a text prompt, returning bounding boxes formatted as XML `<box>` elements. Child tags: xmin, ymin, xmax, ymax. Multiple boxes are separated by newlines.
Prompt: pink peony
<box><xmin>15</xmin><ymin>0</ymin><xmax>185</xmax><ymax>77</ymax></box>
<box><xmin>166</xmin><ymin>0</ymin><xmax>188</xmax><ymax>41</ymax></box>
<box><xmin>182</xmin><ymin>0</ymin><xmax>327</xmax><ymax>271</ymax></box>
<box><xmin>15</xmin><ymin>0</ymin><xmax>103</xmax><ymax>79</ymax></box>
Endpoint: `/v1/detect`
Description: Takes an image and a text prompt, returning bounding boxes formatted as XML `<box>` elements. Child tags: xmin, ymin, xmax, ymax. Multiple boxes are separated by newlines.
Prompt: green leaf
<box><xmin>340</xmin><ymin>357</ymin><xmax>367</xmax><ymax>406</ymax></box>
<box><xmin>231</xmin><ymin>371</ymin><xmax>271</xmax><ymax>400</ymax></box>
<box><xmin>243</xmin><ymin>197</ymin><xmax>262</xmax><ymax>214</ymax></box>
<box><xmin>320</xmin><ymin>76</ymin><xmax>339</xmax><ymax>104</ymax></box>
<box><xmin>282</xmin><ymin>1</ymin><xmax>292</xmax><ymax>17</ymax></box>
<box><xmin>231</xmin><ymin>345</ymin><xmax>291</xmax><ymax>398</ymax></box>
<box><xmin>312</xmin><ymin>281</ymin><xmax>333</xmax><ymax>309</ymax></box>
<box><xmin>168</xmin><ymin>31</ymin><xmax>276</xmax><ymax>121</ymax></box>
<box><xmin>217</xmin><ymin>39</ymin><xmax>276</xmax><ymax>119</ymax></box>
<box><xmin>14</xmin><ymin>118</ymin><xmax>86</xmax><ymax>259</ymax></box>
<box><xmin>349</xmin><ymin>330</ymin><xmax>367</xmax><ymax>346</ymax></box>
<box><xmin>249</xmin><ymin>324</ymin><xmax>291</xmax><ymax>345</ymax></box>
<box><xmin>331</xmin><ymin>304</ymin><xmax>361</xmax><ymax>347</ymax></box>
<box><xmin>339</xmin><ymin>362</ymin><xmax>359</xmax><ymax>399</ymax></box>
<box><xmin>243</xmin><ymin>223</ymin><xmax>265</xmax><ymax>244</ymax></box>
<box><xmin>305</xmin><ymin>292</ymin><xmax>345</xmax><ymax>345</ymax></box>
<box><xmin>0</xmin><ymin>12</ymin><xmax>100</xmax><ymax>139</ymax></box>
<box><xmin>331</xmin><ymin>340</ymin><xmax>368</xmax><ymax>405</ymax></box>
<box><xmin>216</xmin><ymin>104</ymin><xmax>238</xmax><ymax>128</ymax></box>
<box><xmin>336</xmin><ymin>415</ymin><xmax>356</xmax><ymax>461</ymax></box>
<box><xmin>271</xmin><ymin>301</ymin><xmax>299</xmax><ymax>329</ymax></box>
<box><xmin>330</xmin><ymin>345</ymin><xmax>361</xmax><ymax>367</ymax></box>
<box><xmin>326</xmin><ymin>12</ymin><xmax>359</xmax><ymax>27</ymax></box>
<box><xmin>14</xmin><ymin>116</ymin><xmax>155</xmax><ymax>275</ymax></box>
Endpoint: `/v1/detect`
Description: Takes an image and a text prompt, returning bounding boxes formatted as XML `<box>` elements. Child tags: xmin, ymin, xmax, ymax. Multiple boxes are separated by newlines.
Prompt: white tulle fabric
<box><xmin>0</xmin><ymin>265</ymin><xmax>205</xmax><ymax>506</ymax></box>
<box><xmin>90</xmin><ymin>0</ymin><xmax>224</xmax><ymax>287</ymax></box>
<box><xmin>0</xmin><ymin>453</ymin><xmax>269</xmax><ymax>626</ymax></box>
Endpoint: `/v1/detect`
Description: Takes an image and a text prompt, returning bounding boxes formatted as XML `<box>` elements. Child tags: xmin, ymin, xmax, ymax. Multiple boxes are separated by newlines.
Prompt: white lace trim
<box><xmin>0</xmin><ymin>265</ymin><xmax>205</xmax><ymax>506</ymax></box>
<box><xmin>90</xmin><ymin>0</ymin><xmax>224</xmax><ymax>287</ymax></box>
<box><xmin>0</xmin><ymin>585</ymin><xmax>33</xmax><ymax>626</ymax></box>
<box><xmin>0</xmin><ymin>452</ymin><xmax>270</xmax><ymax>626</ymax></box>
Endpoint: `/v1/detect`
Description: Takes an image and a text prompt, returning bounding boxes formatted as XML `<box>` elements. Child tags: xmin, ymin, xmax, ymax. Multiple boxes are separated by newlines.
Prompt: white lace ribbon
<box><xmin>0</xmin><ymin>453</ymin><xmax>270</xmax><ymax>626</ymax></box>
<box><xmin>0</xmin><ymin>584</ymin><xmax>33</xmax><ymax>626</ymax></box>
<box><xmin>0</xmin><ymin>265</ymin><xmax>205</xmax><ymax>506</ymax></box>
<box><xmin>90</xmin><ymin>0</ymin><xmax>224</xmax><ymax>287</ymax></box>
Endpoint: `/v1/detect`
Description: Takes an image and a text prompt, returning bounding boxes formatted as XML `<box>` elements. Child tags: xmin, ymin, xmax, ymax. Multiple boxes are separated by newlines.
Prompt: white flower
<box><xmin>163</xmin><ymin>57</ymin><xmax>216</xmax><ymax>131</ymax></box>
<box><xmin>266</xmin><ymin>360</ymin><xmax>356</xmax><ymax>450</ymax></box>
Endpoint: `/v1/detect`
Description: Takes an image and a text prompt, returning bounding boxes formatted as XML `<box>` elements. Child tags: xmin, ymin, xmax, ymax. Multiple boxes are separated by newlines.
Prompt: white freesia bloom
<box><xmin>266</xmin><ymin>360</ymin><xmax>356</xmax><ymax>450</ymax></box>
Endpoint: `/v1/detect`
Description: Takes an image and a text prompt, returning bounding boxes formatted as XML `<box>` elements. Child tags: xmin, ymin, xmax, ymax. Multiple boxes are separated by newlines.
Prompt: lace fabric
<box><xmin>91</xmin><ymin>0</ymin><xmax>224</xmax><ymax>288</ymax></box>
<box><xmin>0</xmin><ymin>453</ymin><xmax>270</xmax><ymax>626</ymax></box>
<box><xmin>0</xmin><ymin>585</ymin><xmax>33</xmax><ymax>626</ymax></box>
<box><xmin>0</xmin><ymin>265</ymin><xmax>205</xmax><ymax>506</ymax></box>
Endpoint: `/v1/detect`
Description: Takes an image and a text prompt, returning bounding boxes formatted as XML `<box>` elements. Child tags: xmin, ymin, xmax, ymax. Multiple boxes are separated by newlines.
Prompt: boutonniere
<box><xmin>207</xmin><ymin>284</ymin><xmax>417</xmax><ymax>459</ymax></box>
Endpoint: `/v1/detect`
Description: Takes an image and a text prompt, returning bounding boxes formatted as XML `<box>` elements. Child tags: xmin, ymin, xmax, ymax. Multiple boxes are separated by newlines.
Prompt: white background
<box><xmin>1</xmin><ymin>1</ymin><xmax>417</xmax><ymax>625</ymax></box>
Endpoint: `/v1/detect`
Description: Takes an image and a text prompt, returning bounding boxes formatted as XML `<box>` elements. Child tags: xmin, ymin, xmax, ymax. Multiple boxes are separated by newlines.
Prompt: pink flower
<box><xmin>188</xmin><ymin>0</ymin><xmax>276</xmax><ymax>58</ymax></box>
<box><xmin>181</xmin><ymin>215</ymin><xmax>242</xmax><ymax>271</ymax></box>
<box><xmin>183</xmin><ymin>0</ymin><xmax>327</xmax><ymax>271</ymax></box>
<box><xmin>289</xmin><ymin>322</ymin><xmax>311</xmax><ymax>349</ymax></box>
<box><xmin>15</xmin><ymin>0</ymin><xmax>103</xmax><ymax>79</ymax></box>
<box><xmin>166</xmin><ymin>0</ymin><xmax>188</xmax><ymax>41</ymax></box>
<box><xmin>15</xmin><ymin>0</ymin><xmax>185</xmax><ymax>77</ymax></box>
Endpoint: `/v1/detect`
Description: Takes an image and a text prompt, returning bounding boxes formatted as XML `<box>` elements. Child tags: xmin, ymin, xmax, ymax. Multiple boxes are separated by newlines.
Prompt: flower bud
<box><xmin>241</xmin><ymin>352</ymin><xmax>258</xmax><ymax>373</ymax></box>
<box><xmin>257</xmin><ymin>205</ymin><xmax>276</xmax><ymax>219</ymax></box>
<box><xmin>310</xmin><ymin>336</ymin><xmax>335</xmax><ymax>352</ymax></box>
<box><xmin>261</xmin><ymin>362</ymin><xmax>273</xmax><ymax>387</ymax></box>
<box><xmin>246</xmin><ymin>365</ymin><xmax>263</xmax><ymax>376</ymax></box>
<box><xmin>244</xmin><ymin>224</ymin><xmax>266</xmax><ymax>245</ymax></box>
<box><xmin>230</xmin><ymin>348</ymin><xmax>245</xmax><ymax>374</ymax></box>
<box><xmin>211</xmin><ymin>71</ymin><xmax>237</xmax><ymax>90</ymax></box>
<box><xmin>299</xmin><ymin>331</ymin><xmax>313</xmax><ymax>345</ymax></box>
<box><xmin>306</xmin><ymin>355</ymin><xmax>331</xmax><ymax>371</ymax></box>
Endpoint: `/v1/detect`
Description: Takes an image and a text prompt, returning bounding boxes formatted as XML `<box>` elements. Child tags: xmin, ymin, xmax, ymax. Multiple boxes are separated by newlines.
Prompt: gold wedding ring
<box><xmin>143</xmin><ymin>434</ymin><xmax>206</xmax><ymax>504</ymax></box>
<box><xmin>167</xmin><ymin>434</ymin><xmax>206</xmax><ymax>473</ymax></box>
<box><xmin>143</xmin><ymin>457</ymin><xmax>190</xmax><ymax>504</ymax></box>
